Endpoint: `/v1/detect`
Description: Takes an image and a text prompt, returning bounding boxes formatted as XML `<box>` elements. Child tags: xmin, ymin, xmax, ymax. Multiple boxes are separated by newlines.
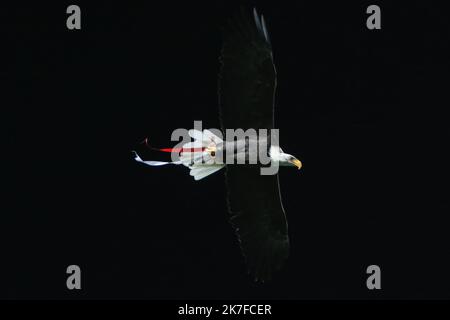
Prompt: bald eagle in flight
<box><xmin>134</xmin><ymin>8</ymin><xmax>302</xmax><ymax>282</ymax></box>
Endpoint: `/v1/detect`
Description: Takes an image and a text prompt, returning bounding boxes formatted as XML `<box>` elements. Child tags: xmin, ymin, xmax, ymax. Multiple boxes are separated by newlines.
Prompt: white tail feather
<box><xmin>184</xmin><ymin>129</ymin><xmax>225</xmax><ymax>180</ymax></box>
<box><xmin>189</xmin><ymin>165</ymin><xmax>225</xmax><ymax>180</ymax></box>
<box><xmin>188</xmin><ymin>129</ymin><xmax>223</xmax><ymax>144</ymax></box>
<box><xmin>180</xmin><ymin>129</ymin><xmax>223</xmax><ymax>168</ymax></box>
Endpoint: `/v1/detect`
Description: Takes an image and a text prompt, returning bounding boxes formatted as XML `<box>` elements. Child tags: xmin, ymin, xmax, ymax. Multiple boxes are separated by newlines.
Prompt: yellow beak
<box><xmin>291</xmin><ymin>159</ymin><xmax>302</xmax><ymax>170</ymax></box>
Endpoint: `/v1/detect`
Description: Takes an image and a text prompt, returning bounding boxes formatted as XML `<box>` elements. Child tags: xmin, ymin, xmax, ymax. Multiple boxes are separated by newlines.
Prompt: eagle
<box><xmin>134</xmin><ymin>8</ymin><xmax>302</xmax><ymax>282</ymax></box>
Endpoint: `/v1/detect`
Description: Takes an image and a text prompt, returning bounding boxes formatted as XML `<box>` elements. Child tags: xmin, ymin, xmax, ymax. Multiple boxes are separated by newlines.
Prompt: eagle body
<box><xmin>135</xmin><ymin>8</ymin><xmax>302</xmax><ymax>282</ymax></box>
<box><xmin>217</xmin><ymin>8</ymin><xmax>301</xmax><ymax>282</ymax></box>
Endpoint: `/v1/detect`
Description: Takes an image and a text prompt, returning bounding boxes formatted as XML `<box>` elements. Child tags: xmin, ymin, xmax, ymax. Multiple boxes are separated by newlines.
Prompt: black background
<box><xmin>4</xmin><ymin>0</ymin><xmax>450</xmax><ymax>299</ymax></box>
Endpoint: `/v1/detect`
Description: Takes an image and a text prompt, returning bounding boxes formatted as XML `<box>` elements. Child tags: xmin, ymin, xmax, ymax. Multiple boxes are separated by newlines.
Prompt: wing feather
<box><xmin>218</xmin><ymin>8</ymin><xmax>289</xmax><ymax>282</ymax></box>
<box><xmin>218</xmin><ymin>8</ymin><xmax>276</xmax><ymax>130</ymax></box>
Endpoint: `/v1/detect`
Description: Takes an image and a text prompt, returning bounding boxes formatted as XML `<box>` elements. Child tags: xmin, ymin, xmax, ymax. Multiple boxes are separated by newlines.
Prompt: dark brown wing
<box><xmin>218</xmin><ymin>8</ymin><xmax>289</xmax><ymax>282</ymax></box>
<box><xmin>218</xmin><ymin>8</ymin><xmax>276</xmax><ymax>130</ymax></box>
<box><xmin>225</xmin><ymin>165</ymin><xmax>289</xmax><ymax>282</ymax></box>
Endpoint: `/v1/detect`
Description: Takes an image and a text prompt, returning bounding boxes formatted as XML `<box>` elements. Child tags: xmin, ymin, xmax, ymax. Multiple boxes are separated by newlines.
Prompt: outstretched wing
<box><xmin>218</xmin><ymin>8</ymin><xmax>276</xmax><ymax>130</ymax></box>
<box><xmin>218</xmin><ymin>8</ymin><xmax>289</xmax><ymax>282</ymax></box>
<box><xmin>225</xmin><ymin>166</ymin><xmax>289</xmax><ymax>282</ymax></box>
